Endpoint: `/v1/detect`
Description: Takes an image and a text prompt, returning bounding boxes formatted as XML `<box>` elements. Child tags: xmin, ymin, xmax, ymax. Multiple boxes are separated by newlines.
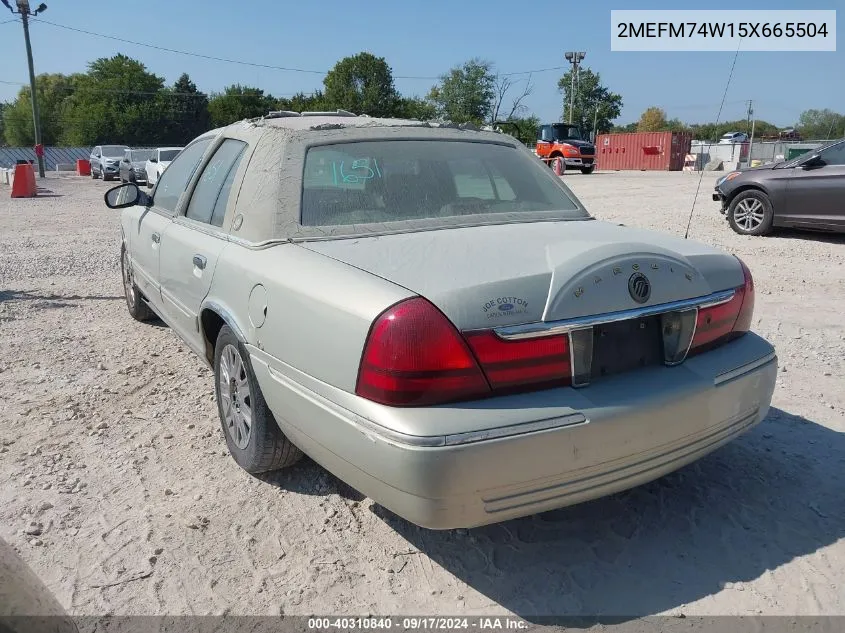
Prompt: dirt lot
<box><xmin>1</xmin><ymin>171</ymin><xmax>843</xmax><ymax>620</ymax></box>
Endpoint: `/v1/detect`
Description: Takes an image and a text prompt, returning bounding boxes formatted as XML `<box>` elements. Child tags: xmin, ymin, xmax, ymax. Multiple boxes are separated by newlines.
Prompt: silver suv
<box><xmin>90</xmin><ymin>145</ymin><xmax>128</xmax><ymax>181</ymax></box>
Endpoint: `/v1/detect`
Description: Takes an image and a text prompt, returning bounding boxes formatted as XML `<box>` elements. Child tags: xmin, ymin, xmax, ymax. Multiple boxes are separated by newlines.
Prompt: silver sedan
<box><xmin>104</xmin><ymin>113</ymin><xmax>777</xmax><ymax>529</ymax></box>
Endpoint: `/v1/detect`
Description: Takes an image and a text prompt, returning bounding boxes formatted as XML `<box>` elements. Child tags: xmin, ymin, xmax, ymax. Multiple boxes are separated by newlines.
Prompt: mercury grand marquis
<box><xmin>103</xmin><ymin>111</ymin><xmax>778</xmax><ymax>529</ymax></box>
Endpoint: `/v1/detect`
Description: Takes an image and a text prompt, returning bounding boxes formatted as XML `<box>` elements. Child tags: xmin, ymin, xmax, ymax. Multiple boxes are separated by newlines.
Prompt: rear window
<box><xmin>130</xmin><ymin>150</ymin><xmax>154</xmax><ymax>161</ymax></box>
<box><xmin>301</xmin><ymin>140</ymin><xmax>583</xmax><ymax>227</ymax></box>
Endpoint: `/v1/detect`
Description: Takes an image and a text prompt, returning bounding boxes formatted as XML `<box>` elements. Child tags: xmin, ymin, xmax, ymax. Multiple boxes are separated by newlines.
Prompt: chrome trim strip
<box><xmin>496</xmin><ymin>289</ymin><xmax>736</xmax><ymax>340</ymax></box>
<box><xmin>444</xmin><ymin>414</ymin><xmax>587</xmax><ymax>446</ymax></box>
<box><xmin>714</xmin><ymin>352</ymin><xmax>777</xmax><ymax>386</ymax></box>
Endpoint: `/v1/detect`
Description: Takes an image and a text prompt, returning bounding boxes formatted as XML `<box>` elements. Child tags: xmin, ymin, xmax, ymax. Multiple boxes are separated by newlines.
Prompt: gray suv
<box><xmin>90</xmin><ymin>145</ymin><xmax>128</xmax><ymax>181</ymax></box>
<box><xmin>119</xmin><ymin>148</ymin><xmax>155</xmax><ymax>184</ymax></box>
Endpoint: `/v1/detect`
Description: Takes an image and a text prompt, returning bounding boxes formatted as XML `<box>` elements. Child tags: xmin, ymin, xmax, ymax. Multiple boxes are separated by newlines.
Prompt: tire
<box><xmin>121</xmin><ymin>245</ymin><xmax>154</xmax><ymax>322</ymax></box>
<box><xmin>103</xmin><ymin>173</ymin><xmax>112</xmax><ymax>182</ymax></box>
<box><xmin>214</xmin><ymin>326</ymin><xmax>303</xmax><ymax>474</ymax></box>
<box><xmin>91</xmin><ymin>168</ymin><xmax>98</xmax><ymax>180</ymax></box>
<box><xmin>581</xmin><ymin>165</ymin><xmax>596</xmax><ymax>174</ymax></box>
<box><xmin>727</xmin><ymin>190</ymin><xmax>774</xmax><ymax>236</ymax></box>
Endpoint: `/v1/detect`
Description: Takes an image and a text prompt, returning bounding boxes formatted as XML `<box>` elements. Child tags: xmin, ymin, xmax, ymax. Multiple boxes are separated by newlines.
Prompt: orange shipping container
<box><xmin>595</xmin><ymin>131</ymin><xmax>692</xmax><ymax>171</ymax></box>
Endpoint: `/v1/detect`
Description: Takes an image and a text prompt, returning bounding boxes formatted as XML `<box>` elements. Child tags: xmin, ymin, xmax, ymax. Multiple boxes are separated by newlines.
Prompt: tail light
<box><xmin>356</xmin><ymin>298</ymin><xmax>571</xmax><ymax>406</ymax></box>
<box><xmin>355</xmin><ymin>298</ymin><xmax>490</xmax><ymax>406</ymax></box>
<box><xmin>463</xmin><ymin>331</ymin><xmax>570</xmax><ymax>391</ymax></box>
<box><xmin>688</xmin><ymin>257</ymin><xmax>755</xmax><ymax>356</ymax></box>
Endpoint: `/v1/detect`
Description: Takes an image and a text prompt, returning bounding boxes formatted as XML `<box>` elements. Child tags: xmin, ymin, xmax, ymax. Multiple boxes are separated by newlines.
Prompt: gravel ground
<box><xmin>0</xmin><ymin>171</ymin><xmax>843</xmax><ymax>621</ymax></box>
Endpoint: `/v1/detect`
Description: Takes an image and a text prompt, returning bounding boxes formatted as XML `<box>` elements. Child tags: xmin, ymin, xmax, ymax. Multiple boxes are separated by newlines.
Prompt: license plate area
<box><xmin>590</xmin><ymin>316</ymin><xmax>664</xmax><ymax>380</ymax></box>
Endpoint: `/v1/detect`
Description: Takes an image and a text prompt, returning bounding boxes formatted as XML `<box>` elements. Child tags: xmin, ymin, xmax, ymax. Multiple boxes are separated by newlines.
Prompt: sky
<box><xmin>0</xmin><ymin>0</ymin><xmax>841</xmax><ymax>127</ymax></box>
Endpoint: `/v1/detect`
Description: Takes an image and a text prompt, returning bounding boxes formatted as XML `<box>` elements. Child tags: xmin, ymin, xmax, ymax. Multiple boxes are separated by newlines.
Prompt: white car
<box><xmin>144</xmin><ymin>147</ymin><xmax>184</xmax><ymax>187</ymax></box>
<box><xmin>718</xmin><ymin>132</ymin><xmax>749</xmax><ymax>145</ymax></box>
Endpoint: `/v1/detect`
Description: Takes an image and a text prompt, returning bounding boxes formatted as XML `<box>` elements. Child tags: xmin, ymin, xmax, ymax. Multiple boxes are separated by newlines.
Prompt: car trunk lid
<box><xmin>300</xmin><ymin>220</ymin><xmax>744</xmax><ymax>332</ymax></box>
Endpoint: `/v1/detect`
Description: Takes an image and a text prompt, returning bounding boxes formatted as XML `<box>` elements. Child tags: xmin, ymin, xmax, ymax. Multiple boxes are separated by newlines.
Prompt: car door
<box><xmin>784</xmin><ymin>141</ymin><xmax>845</xmax><ymax>229</ymax></box>
<box><xmin>120</xmin><ymin>150</ymin><xmax>132</xmax><ymax>182</ymax></box>
<box><xmin>128</xmin><ymin>137</ymin><xmax>214</xmax><ymax>308</ymax></box>
<box><xmin>90</xmin><ymin>147</ymin><xmax>101</xmax><ymax>175</ymax></box>
<box><xmin>158</xmin><ymin>138</ymin><xmax>249</xmax><ymax>352</ymax></box>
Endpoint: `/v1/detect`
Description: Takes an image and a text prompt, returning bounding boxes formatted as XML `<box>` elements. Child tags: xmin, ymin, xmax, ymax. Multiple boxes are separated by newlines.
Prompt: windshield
<box><xmin>159</xmin><ymin>149</ymin><xmax>181</xmax><ymax>161</ymax></box>
<box><xmin>102</xmin><ymin>145</ymin><xmax>127</xmax><ymax>157</ymax></box>
<box><xmin>550</xmin><ymin>125</ymin><xmax>583</xmax><ymax>141</ymax></box>
<box><xmin>130</xmin><ymin>150</ymin><xmax>154</xmax><ymax>161</ymax></box>
<box><xmin>301</xmin><ymin>140</ymin><xmax>585</xmax><ymax>227</ymax></box>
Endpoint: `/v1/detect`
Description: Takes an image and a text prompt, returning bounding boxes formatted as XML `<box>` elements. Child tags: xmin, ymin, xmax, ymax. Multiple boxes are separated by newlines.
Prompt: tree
<box><xmin>276</xmin><ymin>91</ymin><xmax>327</xmax><ymax>113</ymax></box>
<box><xmin>638</xmin><ymin>106</ymin><xmax>668</xmax><ymax>132</ymax></box>
<box><xmin>496</xmin><ymin>115</ymin><xmax>540</xmax><ymax>147</ymax></box>
<box><xmin>322</xmin><ymin>52</ymin><xmax>400</xmax><ymax>117</ymax></box>
<box><xmin>490</xmin><ymin>75</ymin><xmax>533</xmax><ymax>125</ymax></box>
<box><xmin>797</xmin><ymin>109</ymin><xmax>845</xmax><ymax>140</ymax></box>
<box><xmin>207</xmin><ymin>84</ymin><xmax>275</xmax><ymax>128</ymax></box>
<box><xmin>428</xmin><ymin>58</ymin><xmax>496</xmax><ymax>125</ymax></box>
<box><xmin>59</xmin><ymin>54</ymin><xmax>167</xmax><ymax>146</ymax></box>
<box><xmin>3</xmin><ymin>73</ymin><xmax>78</xmax><ymax>146</ymax></box>
<box><xmin>557</xmin><ymin>67</ymin><xmax>622</xmax><ymax>135</ymax></box>
<box><xmin>395</xmin><ymin>96</ymin><xmax>437</xmax><ymax>121</ymax></box>
<box><xmin>161</xmin><ymin>73</ymin><xmax>210</xmax><ymax>143</ymax></box>
<box><xmin>0</xmin><ymin>102</ymin><xmax>6</xmax><ymax>145</ymax></box>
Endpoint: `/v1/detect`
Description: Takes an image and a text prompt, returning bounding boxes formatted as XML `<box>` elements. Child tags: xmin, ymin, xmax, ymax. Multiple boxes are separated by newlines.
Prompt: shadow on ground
<box><xmin>0</xmin><ymin>290</ymin><xmax>123</xmax><ymax>303</ymax></box>
<box><xmin>368</xmin><ymin>407</ymin><xmax>844</xmax><ymax>621</ymax></box>
<box><xmin>773</xmin><ymin>228</ymin><xmax>845</xmax><ymax>245</ymax></box>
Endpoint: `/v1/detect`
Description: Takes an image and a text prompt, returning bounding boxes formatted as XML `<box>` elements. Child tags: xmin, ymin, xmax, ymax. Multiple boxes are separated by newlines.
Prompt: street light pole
<box><xmin>2</xmin><ymin>0</ymin><xmax>49</xmax><ymax>178</ymax></box>
<box><xmin>564</xmin><ymin>51</ymin><xmax>586</xmax><ymax>125</ymax></box>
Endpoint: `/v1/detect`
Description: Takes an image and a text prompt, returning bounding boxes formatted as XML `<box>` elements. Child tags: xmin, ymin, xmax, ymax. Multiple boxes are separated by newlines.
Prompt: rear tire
<box><xmin>121</xmin><ymin>246</ymin><xmax>154</xmax><ymax>322</ymax></box>
<box><xmin>213</xmin><ymin>326</ymin><xmax>303</xmax><ymax>474</ymax></box>
<box><xmin>727</xmin><ymin>190</ymin><xmax>774</xmax><ymax>236</ymax></box>
<box><xmin>91</xmin><ymin>169</ymin><xmax>98</xmax><ymax>179</ymax></box>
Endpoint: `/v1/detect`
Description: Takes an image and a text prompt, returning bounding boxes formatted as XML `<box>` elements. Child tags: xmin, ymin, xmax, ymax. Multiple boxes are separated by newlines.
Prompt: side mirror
<box><xmin>802</xmin><ymin>154</ymin><xmax>825</xmax><ymax>169</ymax></box>
<box><xmin>104</xmin><ymin>183</ymin><xmax>151</xmax><ymax>209</ymax></box>
<box><xmin>149</xmin><ymin>157</ymin><xmax>158</xmax><ymax>163</ymax></box>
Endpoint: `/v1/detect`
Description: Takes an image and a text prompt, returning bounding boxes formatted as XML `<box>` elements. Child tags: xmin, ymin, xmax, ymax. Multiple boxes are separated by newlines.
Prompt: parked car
<box><xmin>713</xmin><ymin>138</ymin><xmax>845</xmax><ymax>235</ymax></box>
<box><xmin>145</xmin><ymin>147</ymin><xmax>184</xmax><ymax>188</ymax></box>
<box><xmin>779</xmin><ymin>127</ymin><xmax>802</xmax><ymax>141</ymax></box>
<box><xmin>89</xmin><ymin>144</ymin><xmax>128</xmax><ymax>181</ymax></box>
<box><xmin>718</xmin><ymin>132</ymin><xmax>749</xmax><ymax>145</ymax></box>
<box><xmin>119</xmin><ymin>148</ymin><xmax>155</xmax><ymax>184</ymax></box>
<box><xmin>103</xmin><ymin>112</ymin><xmax>777</xmax><ymax>530</ymax></box>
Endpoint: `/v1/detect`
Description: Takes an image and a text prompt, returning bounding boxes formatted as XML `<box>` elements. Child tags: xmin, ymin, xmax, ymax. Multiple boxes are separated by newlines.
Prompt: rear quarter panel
<box><xmin>206</xmin><ymin>242</ymin><xmax>413</xmax><ymax>392</ymax></box>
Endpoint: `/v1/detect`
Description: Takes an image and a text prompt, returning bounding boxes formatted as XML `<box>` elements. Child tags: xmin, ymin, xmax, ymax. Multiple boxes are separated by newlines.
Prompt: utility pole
<box><xmin>564</xmin><ymin>51</ymin><xmax>586</xmax><ymax>125</ymax></box>
<box><xmin>745</xmin><ymin>99</ymin><xmax>755</xmax><ymax>167</ymax></box>
<box><xmin>2</xmin><ymin>0</ymin><xmax>49</xmax><ymax>178</ymax></box>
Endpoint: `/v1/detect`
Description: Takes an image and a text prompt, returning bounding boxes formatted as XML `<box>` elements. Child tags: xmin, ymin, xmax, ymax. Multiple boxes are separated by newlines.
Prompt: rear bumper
<box><xmin>249</xmin><ymin>333</ymin><xmax>776</xmax><ymax>530</ymax></box>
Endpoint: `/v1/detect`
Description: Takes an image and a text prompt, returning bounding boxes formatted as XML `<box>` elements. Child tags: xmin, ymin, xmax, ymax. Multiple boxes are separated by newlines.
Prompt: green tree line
<box><xmin>2</xmin><ymin>50</ymin><xmax>840</xmax><ymax>148</ymax></box>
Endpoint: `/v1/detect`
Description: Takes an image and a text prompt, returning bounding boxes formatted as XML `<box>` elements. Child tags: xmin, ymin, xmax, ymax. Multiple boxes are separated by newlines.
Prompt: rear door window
<box><xmin>185</xmin><ymin>139</ymin><xmax>248</xmax><ymax>226</ymax></box>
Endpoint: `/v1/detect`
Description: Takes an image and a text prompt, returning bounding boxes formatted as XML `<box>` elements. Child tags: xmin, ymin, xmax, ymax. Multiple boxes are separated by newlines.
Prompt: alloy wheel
<box><xmin>219</xmin><ymin>344</ymin><xmax>252</xmax><ymax>450</ymax></box>
<box><xmin>733</xmin><ymin>198</ymin><xmax>765</xmax><ymax>231</ymax></box>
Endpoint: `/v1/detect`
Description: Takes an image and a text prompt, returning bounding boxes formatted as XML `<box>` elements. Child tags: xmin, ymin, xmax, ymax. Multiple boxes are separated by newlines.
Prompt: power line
<box><xmin>1</xmin><ymin>17</ymin><xmax>21</xmax><ymax>25</ymax></box>
<box><xmin>28</xmin><ymin>17</ymin><xmax>575</xmax><ymax>81</ymax></box>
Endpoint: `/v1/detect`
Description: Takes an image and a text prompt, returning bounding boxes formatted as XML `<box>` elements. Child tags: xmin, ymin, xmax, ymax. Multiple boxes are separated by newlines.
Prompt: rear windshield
<box><xmin>130</xmin><ymin>150</ymin><xmax>154</xmax><ymax>161</ymax></box>
<box><xmin>159</xmin><ymin>149</ymin><xmax>181</xmax><ymax>161</ymax></box>
<box><xmin>102</xmin><ymin>145</ymin><xmax>127</xmax><ymax>156</ymax></box>
<box><xmin>301</xmin><ymin>140</ymin><xmax>584</xmax><ymax>227</ymax></box>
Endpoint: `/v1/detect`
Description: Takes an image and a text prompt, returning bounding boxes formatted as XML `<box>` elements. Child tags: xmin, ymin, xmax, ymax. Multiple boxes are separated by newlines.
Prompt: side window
<box><xmin>186</xmin><ymin>139</ymin><xmax>248</xmax><ymax>226</ymax></box>
<box><xmin>820</xmin><ymin>142</ymin><xmax>845</xmax><ymax>166</ymax></box>
<box><xmin>153</xmin><ymin>138</ymin><xmax>213</xmax><ymax>214</ymax></box>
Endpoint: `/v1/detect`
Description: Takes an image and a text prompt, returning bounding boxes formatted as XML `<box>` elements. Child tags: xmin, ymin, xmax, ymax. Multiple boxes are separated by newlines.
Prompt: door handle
<box><xmin>193</xmin><ymin>254</ymin><xmax>207</xmax><ymax>270</ymax></box>
<box><xmin>151</xmin><ymin>233</ymin><xmax>160</xmax><ymax>244</ymax></box>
